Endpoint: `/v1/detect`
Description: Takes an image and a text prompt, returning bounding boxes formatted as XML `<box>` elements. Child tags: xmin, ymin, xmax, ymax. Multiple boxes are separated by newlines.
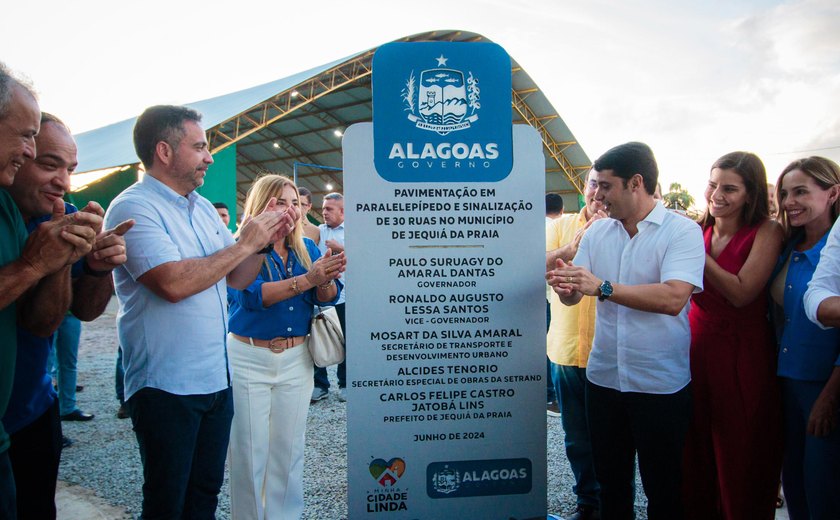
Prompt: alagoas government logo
<box><xmin>373</xmin><ymin>42</ymin><xmax>513</xmax><ymax>183</ymax></box>
<box><xmin>427</xmin><ymin>458</ymin><xmax>532</xmax><ymax>499</ymax></box>
<box><xmin>402</xmin><ymin>54</ymin><xmax>480</xmax><ymax>136</ymax></box>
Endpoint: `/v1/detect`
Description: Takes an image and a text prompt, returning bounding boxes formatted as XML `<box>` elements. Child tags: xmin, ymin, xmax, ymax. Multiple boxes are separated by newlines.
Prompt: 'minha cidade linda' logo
<box><xmin>372</xmin><ymin>42</ymin><xmax>513</xmax><ymax>183</ymax></box>
<box><xmin>366</xmin><ymin>457</ymin><xmax>409</xmax><ymax>512</ymax></box>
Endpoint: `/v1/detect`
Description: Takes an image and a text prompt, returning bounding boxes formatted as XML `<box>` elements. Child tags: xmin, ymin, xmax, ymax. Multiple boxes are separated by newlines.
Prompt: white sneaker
<box><xmin>338</xmin><ymin>388</ymin><xmax>347</xmax><ymax>402</ymax></box>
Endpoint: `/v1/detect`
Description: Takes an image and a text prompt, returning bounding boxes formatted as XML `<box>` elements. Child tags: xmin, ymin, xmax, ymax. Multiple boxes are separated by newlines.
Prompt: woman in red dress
<box><xmin>683</xmin><ymin>151</ymin><xmax>784</xmax><ymax>520</ymax></box>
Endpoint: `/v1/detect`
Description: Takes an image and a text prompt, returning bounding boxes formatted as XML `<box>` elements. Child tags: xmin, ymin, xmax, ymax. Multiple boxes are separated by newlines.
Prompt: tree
<box><xmin>663</xmin><ymin>182</ymin><xmax>695</xmax><ymax>212</ymax></box>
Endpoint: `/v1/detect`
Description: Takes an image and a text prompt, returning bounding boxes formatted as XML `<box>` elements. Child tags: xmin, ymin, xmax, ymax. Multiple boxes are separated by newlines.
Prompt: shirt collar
<box><xmin>637</xmin><ymin>201</ymin><xmax>667</xmax><ymax>232</ymax></box>
<box><xmin>801</xmin><ymin>229</ymin><xmax>831</xmax><ymax>264</ymax></box>
<box><xmin>142</xmin><ymin>174</ymin><xmax>198</xmax><ymax>207</ymax></box>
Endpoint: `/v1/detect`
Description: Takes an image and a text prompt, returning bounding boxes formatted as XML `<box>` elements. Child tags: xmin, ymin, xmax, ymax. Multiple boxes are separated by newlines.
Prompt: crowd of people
<box><xmin>1</xmin><ymin>59</ymin><xmax>839</xmax><ymax>520</ymax></box>
<box><xmin>0</xmin><ymin>64</ymin><xmax>348</xmax><ymax>520</ymax></box>
<box><xmin>546</xmin><ymin>145</ymin><xmax>840</xmax><ymax>520</ymax></box>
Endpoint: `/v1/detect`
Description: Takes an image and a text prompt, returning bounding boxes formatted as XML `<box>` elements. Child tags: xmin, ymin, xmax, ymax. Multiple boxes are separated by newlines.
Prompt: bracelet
<box><xmin>83</xmin><ymin>261</ymin><xmax>112</xmax><ymax>278</ymax></box>
<box><xmin>291</xmin><ymin>276</ymin><xmax>303</xmax><ymax>295</ymax></box>
<box><xmin>318</xmin><ymin>280</ymin><xmax>335</xmax><ymax>290</ymax></box>
<box><xmin>256</xmin><ymin>243</ymin><xmax>274</xmax><ymax>255</ymax></box>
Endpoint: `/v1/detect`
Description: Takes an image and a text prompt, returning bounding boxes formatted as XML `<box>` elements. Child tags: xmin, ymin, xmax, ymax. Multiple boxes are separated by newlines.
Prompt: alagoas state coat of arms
<box><xmin>401</xmin><ymin>54</ymin><xmax>480</xmax><ymax>136</ymax></box>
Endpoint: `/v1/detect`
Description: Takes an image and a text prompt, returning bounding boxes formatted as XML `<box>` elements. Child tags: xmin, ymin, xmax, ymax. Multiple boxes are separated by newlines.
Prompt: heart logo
<box><xmin>369</xmin><ymin>457</ymin><xmax>406</xmax><ymax>486</ymax></box>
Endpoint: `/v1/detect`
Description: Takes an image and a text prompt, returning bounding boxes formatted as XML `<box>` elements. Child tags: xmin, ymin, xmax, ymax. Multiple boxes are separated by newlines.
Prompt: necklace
<box><xmin>268</xmin><ymin>250</ymin><xmax>294</xmax><ymax>280</ymax></box>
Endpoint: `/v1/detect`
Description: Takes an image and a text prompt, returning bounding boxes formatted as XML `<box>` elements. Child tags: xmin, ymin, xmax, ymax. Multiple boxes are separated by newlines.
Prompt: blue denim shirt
<box><xmin>228</xmin><ymin>238</ymin><xmax>341</xmax><ymax>338</ymax></box>
<box><xmin>104</xmin><ymin>175</ymin><xmax>235</xmax><ymax>400</ymax></box>
<box><xmin>775</xmin><ymin>232</ymin><xmax>840</xmax><ymax>381</ymax></box>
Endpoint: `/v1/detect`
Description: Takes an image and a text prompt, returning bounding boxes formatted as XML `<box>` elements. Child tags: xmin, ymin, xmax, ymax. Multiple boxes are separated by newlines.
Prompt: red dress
<box><xmin>683</xmin><ymin>222</ymin><xmax>782</xmax><ymax>520</ymax></box>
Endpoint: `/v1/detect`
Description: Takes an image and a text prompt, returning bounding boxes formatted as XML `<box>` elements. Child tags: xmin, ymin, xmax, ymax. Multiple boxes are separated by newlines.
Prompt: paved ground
<box><xmin>56</xmin><ymin>481</ymin><xmax>132</xmax><ymax>520</ymax></box>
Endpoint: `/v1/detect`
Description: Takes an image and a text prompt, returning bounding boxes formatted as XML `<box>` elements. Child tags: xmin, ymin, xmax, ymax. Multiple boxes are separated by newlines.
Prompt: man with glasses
<box><xmin>298</xmin><ymin>186</ymin><xmax>321</xmax><ymax>243</ymax></box>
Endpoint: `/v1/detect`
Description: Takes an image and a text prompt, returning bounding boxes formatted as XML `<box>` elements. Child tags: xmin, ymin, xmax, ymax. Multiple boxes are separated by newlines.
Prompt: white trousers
<box><xmin>227</xmin><ymin>333</ymin><xmax>314</xmax><ymax>520</ymax></box>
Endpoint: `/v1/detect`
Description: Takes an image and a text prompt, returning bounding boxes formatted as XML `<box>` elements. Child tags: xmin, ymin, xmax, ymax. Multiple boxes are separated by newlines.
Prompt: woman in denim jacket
<box><xmin>770</xmin><ymin>157</ymin><xmax>840</xmax><ymax>520</ymax></box>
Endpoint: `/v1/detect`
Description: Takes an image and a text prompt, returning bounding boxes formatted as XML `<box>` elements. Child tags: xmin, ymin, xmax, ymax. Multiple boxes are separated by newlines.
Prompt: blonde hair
<box><xmin>775</xmin><ymin>156</ymin><xmax>840</xmax><ymax>241</ymax></box>
<box><xmin>239</xmin><ymin>174</ymin><xmax>312</xmax><ymax>273</ymax></box>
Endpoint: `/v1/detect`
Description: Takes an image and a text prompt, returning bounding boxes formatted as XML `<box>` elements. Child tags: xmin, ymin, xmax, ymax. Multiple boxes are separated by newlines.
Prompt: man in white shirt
<box><xmin>548</xmin><ymin>142</ymin><xmax>705</xmax><ymax>519</ymax></box>
<box><xmin>312</xmin><ymin>192</ymin><xmax>347</xmax><ymax>402</ymax></box>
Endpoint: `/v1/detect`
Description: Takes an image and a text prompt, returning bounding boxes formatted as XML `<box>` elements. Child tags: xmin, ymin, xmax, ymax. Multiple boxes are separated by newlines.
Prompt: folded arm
<box><xmin>703</xmin><ymin>220</ymin><xmax>782</xmax><ymax>308</ymax></box>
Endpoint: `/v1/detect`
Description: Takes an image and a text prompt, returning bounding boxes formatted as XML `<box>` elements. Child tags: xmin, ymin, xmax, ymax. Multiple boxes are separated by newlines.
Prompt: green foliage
<box><xmin>663</xmin><ymin>182</ymin><xmax>695</xmax><ymax>211</ymax></box>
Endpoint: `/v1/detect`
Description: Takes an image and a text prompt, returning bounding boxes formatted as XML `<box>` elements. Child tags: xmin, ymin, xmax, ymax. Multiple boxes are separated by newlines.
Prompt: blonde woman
<box><xmin>772</xmin><ymin>157</ymin><xmax>840</xmax><ymax>519</ymax></box>
<box><xmin>227</xmin><ymin>175</ymin><xmax>345</xmax><ymax>519</ymax></box>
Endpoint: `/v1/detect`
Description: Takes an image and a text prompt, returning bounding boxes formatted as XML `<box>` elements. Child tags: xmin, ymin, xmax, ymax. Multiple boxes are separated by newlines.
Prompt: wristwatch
<box><xmin>598</xmin><ymin>280</ymin><xmax>613</xmax><ymax>302</ymax></box>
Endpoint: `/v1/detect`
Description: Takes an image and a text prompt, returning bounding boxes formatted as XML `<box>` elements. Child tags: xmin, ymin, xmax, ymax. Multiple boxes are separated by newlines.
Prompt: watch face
<box><xmin>599</xmin><ymin>280</ymin><xmax>613</xmax><ymax>300</ymax></box>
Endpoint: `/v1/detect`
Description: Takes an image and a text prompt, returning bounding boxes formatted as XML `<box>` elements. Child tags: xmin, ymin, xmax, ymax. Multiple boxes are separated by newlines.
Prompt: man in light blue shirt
<box><xmin>312</xmin><ymin>192</ymin><xmax>347</xmax><ymax>402</ymax></box>
<box><xmin>104</xmin><ymin>105</ymin><xmax>296</xmax><ymax>519</ymax></box>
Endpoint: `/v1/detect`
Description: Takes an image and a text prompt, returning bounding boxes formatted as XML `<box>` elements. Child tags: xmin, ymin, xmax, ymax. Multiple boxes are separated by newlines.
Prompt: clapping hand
<box><xmin>306</xmin><ymin>248</ymin><xmax>346</xmax><ymax>286</ymax></box>
<box><xmin>21</xmin><ymin>199</ymin><xmax>101</xmax><ymax>275</ymax></box>
<box><xmin>86</xmin><ymin>219</ymin><xmax>135</xmax><ymax>272</ymax></box>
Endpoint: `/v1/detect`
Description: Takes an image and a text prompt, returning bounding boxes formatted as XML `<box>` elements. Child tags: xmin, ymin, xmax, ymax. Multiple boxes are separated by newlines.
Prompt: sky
<box><xmin>3</xmin><ymin>0</ymin><xmax>839</xmax><ymax>209</ymax></box>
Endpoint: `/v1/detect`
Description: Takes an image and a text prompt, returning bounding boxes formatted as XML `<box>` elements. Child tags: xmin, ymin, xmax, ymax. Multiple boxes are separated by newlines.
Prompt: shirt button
<box><xmin>783</xmin><ymin>348</ymin><xmax>788</xmax><ymax>353</ymax></box>
<box><xmin>289</xmin><ymin>306</ymin><xmax>294</xmax><ymax>311</ymax></box>
<box><xmin>787</xmin><ymin>285</ymin><xmax>792</xmax><ymax>290</ymax></box>
<box><xmin>287</xmin><ymin>327</ymin><xmax>293</xmax><ymax>332</ymax></box>
<box><xmin>793</xmin><ymin>256</ymin><xmax>800</xmax><ymax>262</ymax></box>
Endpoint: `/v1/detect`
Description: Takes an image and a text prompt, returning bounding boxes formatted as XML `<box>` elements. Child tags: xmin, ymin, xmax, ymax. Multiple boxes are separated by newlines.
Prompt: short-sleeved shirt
<box><xmin>228</xmin><ymin>238</ymin><xmax>342</xmax><ymax>338</ymax></box>
<box><xmin>104</xmin><ymin>175</ymin><xmax>235</xmax><ymax>401</ymax></box>
<box><xmin>546</xmin><ymin>209</ymin><xmax>596</xmax><ymax>367</ymax></box>
<box><xmin>573</xmin><ymin>202</ymin><xmax>705</xmax><ymax>394</ymax></box>
<box><xmin>318</xmin><ymin>222</ymin><xmax>345</xmax><ymax>305</ymax></box>
<box><xmin>0</xmin><ymin>189</ymin><xmax>28</xmax><ymax>453</ymax></box>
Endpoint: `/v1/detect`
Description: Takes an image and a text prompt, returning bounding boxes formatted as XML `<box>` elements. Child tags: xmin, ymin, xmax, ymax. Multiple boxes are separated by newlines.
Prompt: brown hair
<box><xmin>133</xmin><ymin>105</ymin><xmax>202</xmax><ymax>168</ymax></box>
<box><xmin>699</xmin><ymin>151</ymin><xmax>769</xmax><ymax>229</ymax></box>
